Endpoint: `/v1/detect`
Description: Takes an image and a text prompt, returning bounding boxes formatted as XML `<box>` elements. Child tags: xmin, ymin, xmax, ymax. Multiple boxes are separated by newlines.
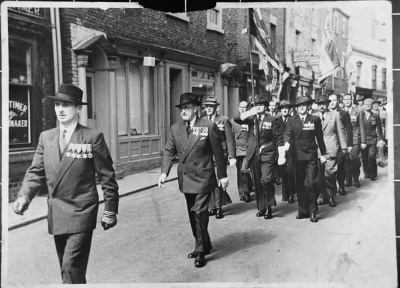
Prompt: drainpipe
<box><xmin>55</xmin><ymin>8</ymin><xmax>63</xmax><ymax>84</ymax></box>
<box><xmin>50</xmin><ymin>9</ymin><xmax>59</xmax><ymax>90</ymax></box>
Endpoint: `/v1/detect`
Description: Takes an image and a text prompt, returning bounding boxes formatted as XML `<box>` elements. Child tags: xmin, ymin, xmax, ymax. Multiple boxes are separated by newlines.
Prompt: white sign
<box><xmin>293</xmin><ymin>50</ymin><xmax>310</xmax><ymax>62</ymax></box>
<box><xmin>143</xmin><ymin>56</ymin><xmax>155</xmax><ymax>67</ymax></box>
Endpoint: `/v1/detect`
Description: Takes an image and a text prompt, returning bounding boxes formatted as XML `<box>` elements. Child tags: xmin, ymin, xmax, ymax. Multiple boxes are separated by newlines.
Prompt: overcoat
<box><xmin>18</xmin><ymin>123</ymin><xmax>119</xmax><ymax>235</ymax></box>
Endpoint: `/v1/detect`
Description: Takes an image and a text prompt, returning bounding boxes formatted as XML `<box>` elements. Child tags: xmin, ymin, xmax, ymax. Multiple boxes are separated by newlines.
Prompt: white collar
<box><xmin>59</xmin><ymin>121</ymin><xmax>78</xmax><ymax>142</ymax></box>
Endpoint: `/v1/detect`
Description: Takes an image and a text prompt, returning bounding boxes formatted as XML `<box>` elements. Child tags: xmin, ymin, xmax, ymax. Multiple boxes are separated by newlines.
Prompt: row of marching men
<box><xmin>201</xmin><ymin>92</ymin><xmax>385</xmax><ymax>223</ymax></box>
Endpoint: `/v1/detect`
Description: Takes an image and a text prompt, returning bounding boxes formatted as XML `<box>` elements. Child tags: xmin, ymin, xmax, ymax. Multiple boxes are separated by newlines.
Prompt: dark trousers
<box><xmin>280</xmin><ymin>160</ymin><xmax>296</xmax><ymax>200</ymax></box>
<box><xmin>249</xmin><ymin>153</ymin><xmax>265</xmax><ymax>212</ymax></box>
<box><xmin>259</xmin><ymin>161</ymin><xmax>277</xmax><ymax>209</ymax></box>
<box><xmin>236</xmin><ymin>156</ymin><xmax>252</xmax><ymax>197</ymax></box>
<box><xmin>294</xmin><ymin>161</ymin><xmax>319</xmax><ymax>215</ymax></box>
<box><xmin>361</xmin><ymin>144</ymin><xmax>377</xmax><ymax>178</ymax></box>
<box><xmin>318</xmin><ymin>158</ymin><xmax>338</xmax><ymax>200</ymax></box>
<box><xmin>336</xmin><ymin>150</ymin><xmax>346</xmax><ymax>187</ymax></box>
<box><xmin>185</xmin><ymin>192</ymin><xmax>212</xmax><ymax>253</ymax></box>
<box><xmin>54</xmin><ymin>231</ymin><xmax>93</xmax><ymax>284</ymax></box>
<box><xmin>209</xmin><ymin>155</ymin><xmax>232</xmax><ymax>209</ymax></box>
<box><xmin>346</xmin><ymin>144</ymin><xmax>361</xmax><ymax>182</ymax></box>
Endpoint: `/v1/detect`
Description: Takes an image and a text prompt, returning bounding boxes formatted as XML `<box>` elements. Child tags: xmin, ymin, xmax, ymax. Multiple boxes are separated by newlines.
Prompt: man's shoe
<box><xmin>188</xmin><ymin>250</ymin><xmax>210</xmax><ymax>259</ymax></box>
<box><xmin>244</xmin><ymin>195</ymin><xmax>251</xmax><ymax>203</ymax></box>
<box><xmin>240</xmin><ymin>196</ymin><xmax>246</xmax><ymax>202</ymax></box>
<box><xmin>318</xmin><ymin>198</ymin><xmax>329</xmax><ymax>206</ymax></box>
<box><xmin>264</xmin><ymin>206</ymin><xmax>272</xmax><ymax>219</ymax></box>
<box><xmin>344</xmin><ymin>180</ymin><xmax>353</xmax><ymax>187</ymax></box>
<box><xmin>338</xmin><ymin>186</ymin><xmax>347</xmax><ymax>196</ymax></box>
<box><xmin>296</xmin><ymin>213</ymin><xmax>310</xmax><ymax>219</ymax></box>
<box><xmin>370</xmin><ymin>177</ymin><xmax>377</xmax><ymax>181</ymax></box>
<box><xmin>288</xmin><ymin>196</ymin><xmax>295</xmax><ymax>203</ymax></box>
<box><xmin>282</xmin><ymin>198</ymin><xmax>288</xmax><ymax>202</ymax></box>
<box><xmin>194</xmin><ymin>253</ymin><xmax>206</xmax><ymax>268</ymax></box>
<box><xmin>329</xmin><ymin>198</ymin><xmax>336</xmax><ymax>207</ymax></box>
<box><xmin>215</xmin><ymin>208</ymin><xmax>224</xmax><ymax>219</ymax></box>
<box><xmin>378</xmin><ymin>161</ymin><xmax>385</xmax><ymax>168</ymax></box>
<box><xmin>354</xmin><ymin>179</ymin><xmax>361</xmax><ymax>188</ymax></box>
<box><xmin>310</xmin><ymin>213</ymin><xmax>319</xmax><ymax>222</ymax></box>
<box><xmin>275</xmin><ymin>178</ymin><xmax>282</xmax><ymax>185</ymax></box>
<box><xmin>256</xmin><ymin>210</ymin><xmax>266</xmax><ymax>217</ymax></box>
<box><xmin>208</xmin><ymin>208</ymin><xmax>217</xmax><ymax>216</ymax></box>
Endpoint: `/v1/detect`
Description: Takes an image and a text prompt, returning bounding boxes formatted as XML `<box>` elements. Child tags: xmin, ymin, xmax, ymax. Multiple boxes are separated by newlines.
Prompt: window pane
<box><xmin>9</xmin><ymin>86</ymin><xmax>31</xmax><ymax>144</ymax></box>
<box><xmin>116</xmin><ymin>66</ymin><xmax>127</xmax><ymax>136</ymax></box>
<box><xmin>9</xmin><ymin>38</ymin><xmax>31</xmax><ymax>84</ymax></box>
<box><xmin>129</xmin><ymin>62</ymin><xmax>142</xmax><ymax>135</ymax></box>
<box><xmin>143</xmin><ymin>66</ymin><xmax>156</xmax><ymax>134</ymax></box>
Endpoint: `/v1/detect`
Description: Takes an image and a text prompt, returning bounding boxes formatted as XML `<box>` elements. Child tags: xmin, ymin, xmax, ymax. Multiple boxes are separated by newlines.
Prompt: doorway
<box><xmin>169</xmin><ymin>67</ymin><xmax>184</xmax><ymax>126</ymax></box>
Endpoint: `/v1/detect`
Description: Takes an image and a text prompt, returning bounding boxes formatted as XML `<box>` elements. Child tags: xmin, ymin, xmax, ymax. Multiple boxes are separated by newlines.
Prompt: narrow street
<box><xmin>6</xmin><ymin>165</ymin><xmax>396</xmax><ymax>287</ymax></box>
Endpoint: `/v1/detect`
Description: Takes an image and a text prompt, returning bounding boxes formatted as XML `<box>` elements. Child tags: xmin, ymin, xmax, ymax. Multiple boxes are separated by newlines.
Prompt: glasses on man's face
<box><xmin>179</xmin><ymin>106</ymin><xmax>195</xmax><ymax>111</ymax></box>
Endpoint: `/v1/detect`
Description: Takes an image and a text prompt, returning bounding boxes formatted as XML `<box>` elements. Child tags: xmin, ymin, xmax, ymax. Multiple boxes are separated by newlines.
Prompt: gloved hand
<box><xmin>229</xmin><ymin>158</ymin><xmax>237</xmax><ymax>167</ymax></box>
<box><xmin>347</xmin><ymin>146</ymin><xmax>352</xmax><ymax>153</ymax></box>
<box><xmin>101</xmin><ymin>211</ymin><xmax>117</xmax><ymax>230</ymax></box>
<box><xmin>158</xmin><ymin>173</ymin><xmax>168</xmax><ymax>188</ymax></box>
<box><xmin>277</xmin><ymin>146</ymin><xmax>286</xmax><ymax>165</ymax></box>
<box><xmin>13</xmin><ymin>196</ymin><xmax>30</xmax><ymax>215</ymax></box>
<box><xmin>283</xmin><ymin>142</ymin><xmax>290</xmax><ymax>151</ymax></box>
<box><xmin>361</xmin><ymin>143</ymin><xmax>367</xmax><ymax>149</ymax></box>
<box><xmin>320</xmin><ymin>155</ymin><xmax>328</xmax><ymax>164</ymax></box>
<box><xmin>219</xmin><ymin>178</ymin><xmax>229</xmax><ymax>191</ymax></box>
<box><xmin>342</xmin><ymin>148</ymin><xmax>348</xmax><ymax>154</ymax></box>
<box><xmin>378</xmin><ymin>140</ymin><xmax>386</xmax><ymax>148</ymax></box>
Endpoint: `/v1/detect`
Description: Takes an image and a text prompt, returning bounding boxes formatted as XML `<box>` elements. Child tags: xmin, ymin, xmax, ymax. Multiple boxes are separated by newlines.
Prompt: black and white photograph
<box><xmin>1</xmin><ymin>1</ymin><xmax>397</xmax><ymax>287</ymax></box>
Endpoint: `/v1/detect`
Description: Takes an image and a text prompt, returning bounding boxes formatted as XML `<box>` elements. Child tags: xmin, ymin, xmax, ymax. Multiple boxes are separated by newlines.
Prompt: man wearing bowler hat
<box><xmin>234</xmin><ymin>93</ymin><xmax>283</xmax><ymax>219</ymax></box>
<box><xmin>283</xmin><ymin>96</ymin><xmax>327</xmax><ymax>222</ymax></box>
<box><xmin>158</xmin><ymin>92</ymin><xmax>228</xmax><ymax>268</ymax></box>
<box><xmin>202</xmin><ymin>96</ymin><xmax>236</xmax><ymax>219</ymax></box>
<box><xmin>13</xmin><ymin>83</ymin><xmax>119</xmax><ymax>284</ymax></box>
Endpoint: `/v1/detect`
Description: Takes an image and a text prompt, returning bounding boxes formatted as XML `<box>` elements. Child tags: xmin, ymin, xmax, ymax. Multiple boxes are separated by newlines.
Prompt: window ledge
<box><xmin>207</xmin><ymin>23</ymin><xmax>224</xmax><ymax>34</ymax></box>
<box><xmin>166</xmin><ymin>13</ymin><xmax>190</xmax><ymax>23</ymax></box>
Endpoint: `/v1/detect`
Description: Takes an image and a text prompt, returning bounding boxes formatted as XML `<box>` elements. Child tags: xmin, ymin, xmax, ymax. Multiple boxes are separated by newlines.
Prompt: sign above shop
<box><xmin>9</xmin><ymin>7</ymin><xmax>45</xmax><ymax>18</ymax></box>
<box><xmin>293</xmin><ymin>50</ymin><xmax>310</xmax><ymax>63</ymax></box>
<box><xmin>143</xmin><ymin>56</ymin><xmax>155</xmax><ymax>67</ymax></box>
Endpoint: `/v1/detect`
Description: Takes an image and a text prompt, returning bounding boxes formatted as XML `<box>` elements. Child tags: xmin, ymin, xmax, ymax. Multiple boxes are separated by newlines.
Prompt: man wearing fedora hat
<box><xmin>13</xmin><ymin>83</ymin><xmax>119</xmax><ymax>284</ymax></box>
<box><xmin>276</xmin><ymin>99</ymin><xmax>296</xmax><ymax>203</ymax></box>
<box><xmin>372</xmin><ymin>99</ymin><xmax>386</xmax><ymax>168</ymax></box>
<box><xmin>314</xmin><ymin>95</ymin><xmax>347</xmax><ymax>208</ymax></box>
<box><xmin>234</xmin><ymin>93</ymin><xmax>283</xmax><ymax>219</ymax></box>
<box><xmin>158</xmin><ymin>92</ymin><xmax>228</xmax><ymax>268</ymax></box>
<box><xmin>202</xmin><ymin>96</ymin><xmax>236</xmax><ymax>219</ymax></box>
<box><xmin>355</xmin><ymin>94</ymin><xmax>364</xmax><ymax>109</ymax></box>
<box><xmin>283</xmin><ymin>96</ymin><xmax>327</xmax><ymax>222</ymax></box>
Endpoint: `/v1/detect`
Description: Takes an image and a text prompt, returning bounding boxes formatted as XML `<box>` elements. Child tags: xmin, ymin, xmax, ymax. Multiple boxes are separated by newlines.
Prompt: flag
<box><xmin>318</xmin><ymin>12</ymin><xmax>341</xmax><ymax>83</ymax></box>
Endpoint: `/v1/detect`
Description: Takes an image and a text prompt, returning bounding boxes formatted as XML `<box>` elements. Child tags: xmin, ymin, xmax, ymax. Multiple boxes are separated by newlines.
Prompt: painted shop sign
<box><xmin>9</xmin><ymin>99</ymin><xmax>30</xmax><ymax>144</ymax></box>
<box><xmin>9</xmin><ymin>7</ymin><xmax>45</xmax><ymax>18</ymax></box>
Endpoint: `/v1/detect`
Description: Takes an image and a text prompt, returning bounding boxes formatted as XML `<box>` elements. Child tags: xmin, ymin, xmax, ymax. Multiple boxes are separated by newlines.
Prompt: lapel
<box><xmin>322</xmin><ymin>112</ymin><xmax>330</xmax><ymax>130</ymax></box>
<box><xmin>48</xmin><ymin>128</ymin><xmax>62</xmax><ymax>173</ymax></box>
<box><xmin>182</xmin><ymin>117</ymin><xmax>201</xmax><ymax>161</ymax></box>
<box><xmin>294</xmin><ymin>115</ymin><xmax>304</xmax><ymax>139</ymax></box>
<box><xmin>53</xmin><ymin>123</ymin><xmax>83</xmax><ymax>190</ymax></box>
<box><xmin>176</xmin><ymin>120</ymin><xmax>189</xmax><ymax>149</ymax></box>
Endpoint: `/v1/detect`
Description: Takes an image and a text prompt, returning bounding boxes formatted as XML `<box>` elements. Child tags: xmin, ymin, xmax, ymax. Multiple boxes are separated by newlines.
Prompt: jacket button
<box><xmin>195</xmin><ymin>173</ymin><xmax>198</xmax><ymax>176</ymax></box>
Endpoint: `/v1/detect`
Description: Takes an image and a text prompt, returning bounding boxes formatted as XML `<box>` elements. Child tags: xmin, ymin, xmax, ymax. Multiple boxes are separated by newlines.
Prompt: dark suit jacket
<box><xmin>276</xmin><ymin>115</ymin><xmax>293</xmax><ymax>158</ymax></box>
<box><xmin>363</xmin><ymin>111</ymin><xmax>383</xmax><ymax>145</ymax></box>
<box><xmin>345</xmin><ymin>106</ymin><xmax>366</xmax><ymax>145</ymax></box>
<box><xmin>231</xmin><ymin>116</ymin><xmax>250</xmax><ymax>157</ymax></box>
<box><xmin>336</xmin><ymin>108</ymin><xmax>353</xmax><ymax>148</ymax></box>
<box><xmin>284</xmin><ymin>114</ymin><xmax>326</xmax><ymax>162</ymax></box>
<box><xmin>19</xmin><ymin>123</ymin><xmax>119</xmax><ymax>235</ymax></box>
<box><xmin>161</xmin><ymin>117</ymin><xmax>227</xmax><ymax>194</ymax></box>
<box><xmin>203</xmin><ymin>114</ymin><xmax>236</xmax><ymax>159</ymax></box>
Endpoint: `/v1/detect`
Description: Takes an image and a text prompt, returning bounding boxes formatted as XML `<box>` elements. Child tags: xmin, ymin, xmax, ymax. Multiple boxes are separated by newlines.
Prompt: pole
<box><xmin>247</xmin><ymin>8</ymin><xmax>260</xmax><ymax>151</ymax></box>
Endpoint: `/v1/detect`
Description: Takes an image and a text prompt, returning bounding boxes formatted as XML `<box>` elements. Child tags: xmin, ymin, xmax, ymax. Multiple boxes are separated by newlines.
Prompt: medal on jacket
<box><xmin>82</xmin><ymin>144</ymin><xmax>88</xmax><ymax>158</ymax></box>
<box><xmin>199</xmin><ymin>127</ymin><xmax>209</xmax><ymax>139</ymax></box>
<box><xmin>303</xmin><ymin>122</ymin><xmax>315</xmax><ymax>130</ymax></box>
<box><xmin>87</xmin><ymin>144</ymin><xmax>93</xmax><ymax>158</ymax></box>
<box><xmin>262</xmin><ymin>122</ymin><xmax>272</xmax><ymax>130</ymax></box>
<box><xmin>65</xmin><ymin>144</ymin><xmax>72</xmax><ymax>158</ymax></box>
<box><xmin>350</xmin><ymin>115</ymin><xmax>357</xmax><ymax>122</ymax></box>
<box><xmin>70</xmin><ymin>143</ymin><xmax>77</xmax><ymax>158</ymax></box>
<box><xmin>241</xmin><ymin>124</ymin><xmax>249</xmax><ymax>131</ymax></box>
<box><xmin>371</xmin><ymin>117</ymin><xmax>376</xmax><ymax>125</ymax></box>
<box><xmin>76</xmin><ymin>144</ymin><xmax>83</xmax><ymax>159</ymax></box>
<box><xmin>192</xmin><ymin>127</ymin><xmax>199</xmax><ymax>136</ymax></box>
<box><xmin>217</xmin><ymin>122</ymin><xmax>225</xmax><ymax>131</ymax></box>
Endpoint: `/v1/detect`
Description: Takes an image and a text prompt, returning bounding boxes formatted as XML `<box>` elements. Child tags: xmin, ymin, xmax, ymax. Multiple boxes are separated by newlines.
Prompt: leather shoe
<box><xmin>275</xmin><ymin>178</ymin><xmax>282</xmax><ymax>185</ymax></box>
<box><xmin>329</xmin><ymin>197</ymin><xmax>336</xmax><ymax>207</ymax></box>
<box><xmin>296</xmin><ymin>213</ymin><xmax>310</xmax><ymax>219</ymax></box>
<box><xmin>282</xmin><ymin>198</ymin><xmax>288</xmax><ymax>202</ymax></box>
<box><xmin>344</xmin><ymin>180</ymin><xmax>353</xmax><ymax>187</ymax></box>
<box><xmin>318</xmin><ymin>198</ymin><xmax>329</xmax><ymax>206</ymax></box>
<box><xmin>256</xmin><ymin>210</ymin><xmax>266</xmax><ymax>217</ymax></box>
<box><xmin>240</xmin><ymin>196</ymin><xmax>246</xmax><ymax>202</ymax></box>
<box><xmin>188</xmin><ymin>250</ymin><xmax>210</xmax><ymax>258</ymax></box>
<box><xmin>244</xmin><ymin>195</ymin><xmax>251</xmax><ymax>203</ymax></box>
<box><xmin>370</xmin><ymin>177</ymin><xmax>376</xmax><ymax>181</ymax></box>
<box><xmin>194</xmin><ymin>252</ymin><xmax>206</xmax><ymax>268</ymax></box>
<box><xmin>264</xmin><ymin>207</ymin><xmax>272</xmax><ymax>219</ymax></box>
<box><xmin>378</xmin><ymin>161</ymin><xmax>385</xmax><ymax>168</ymax></box>
<box><xmin>215</xmin><ymin>208</ymin><xmax>224</xmax><ymax>219</ymax></box>
<box><xmin>310</xmin><ymin>213</ymin><xmax>319</xmax><ymax>222</ymax></box>
<box><xmin>338</xmin><ymin>186</ymin><xmax>347</xmax><ymax>196</ymax></box>
<box><xmin>354</xmin><ymin>179</ymin><xmax>360</xmax><ymax>188</ymax></box>
<box><xmin>288</xmin><ymin>196</ymin><xmax>295</xmax><ymax>203</ymax></box>
<box><xmin>208</xmin><ymin>208</ymin><xmax>217</xmax><ymax>216</ymax></box>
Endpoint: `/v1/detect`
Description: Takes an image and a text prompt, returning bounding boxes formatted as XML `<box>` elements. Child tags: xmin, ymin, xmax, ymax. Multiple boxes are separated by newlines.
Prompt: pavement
<box><xmin>8</xmin><ymin>165</ymin><xmax>178</xmax><ymax>230</ymax></box>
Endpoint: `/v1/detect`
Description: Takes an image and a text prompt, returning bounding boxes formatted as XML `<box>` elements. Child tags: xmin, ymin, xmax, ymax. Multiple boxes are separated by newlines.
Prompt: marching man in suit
<box><xmin>361</xmin><ymin>98</ymin><xmax>384</xmax><ymax>181</ymax></box>
<box><xmin>284</xmin><ymin>96</ymin><xmax>327</xmax><ymax>222</ymax></box>
<box><xmin>314</xmin><ymin>95</ymin><xmax>347</xmax><ymax>208</ymax></box>
<box><xmin>276</xmin><ymin>99</ymin><xmax>296</xmax><ymax>203</ymax></box>
<box><xmin>202</xmin><ymin>96</ymin><xmax>236</xmax><ymax>219</ymax></box>
<box><xmin>13</xmin><ymin>84</ymin><xmax>119</xmax><ymax>284</ymax></box>
<box><xmin>158</xmin><ymin>93</ymin><xmax>228</xmax><ymax>268</ymax></box>
<box><xmin>231</xmin><ymin>101</ymin><xmax>253</xmax><ymax>203</ymax></box>
<box><xmin>342</xmin><ymin>94</ymin><xmax>366</xmax><ymax>188</ymax></box>
<box><xmin>234</xmin><ymin>93</ymin><xmax>283</xmax><ymax>219</ymax></box>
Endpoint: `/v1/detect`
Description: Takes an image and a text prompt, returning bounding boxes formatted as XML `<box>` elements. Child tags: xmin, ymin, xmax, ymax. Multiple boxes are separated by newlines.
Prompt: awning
<box><xmin>220</xmin><ymin>63</ymin><xmax>240</xmax><ymax>79</ymax></box>
<box><xmin>71</xmin><ymin>24</ymin><xmax>118</xmax><ymax>55</ymax></box>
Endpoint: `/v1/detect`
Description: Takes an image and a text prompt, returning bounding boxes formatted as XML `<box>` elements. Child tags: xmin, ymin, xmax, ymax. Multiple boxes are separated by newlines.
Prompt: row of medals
<box><xmin>65</xmin><ymin>143</ymin><xmax>93</xmax><ymax>159</ymax></box>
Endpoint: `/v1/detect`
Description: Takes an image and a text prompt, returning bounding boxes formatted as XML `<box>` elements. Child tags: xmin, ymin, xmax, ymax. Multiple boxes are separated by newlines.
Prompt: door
<box><xmin>86</xmin><ymin>72</ymin><xmax>96</xmax><ymax>129</ymax></box>
<box><xmin>168</xmin><ymin>66</ymin><xmax>184</xmax><ymax>126</ymax></box>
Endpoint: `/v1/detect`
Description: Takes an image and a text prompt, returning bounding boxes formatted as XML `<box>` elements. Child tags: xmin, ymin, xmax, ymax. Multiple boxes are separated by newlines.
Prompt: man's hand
<box><xmin>277</xmin><ymin>146</ymin><xmax>286</xmax><ymax>165</ymax></box>
<box><xmin>101</xmin><ymin>211</ymin><xmax>117</xmax><ymax>230</ymax></box>
<box><xmin>342</xmin><ymin>148</ymin><xmax>348</xmax><ymax>154</ymax></box>
<box><xmin>347</xmin><ymin>146</ymin><xmax>353</xmax><ymax>153</ymax></box>
<box><xmin>158</xmin><ymin>173</ymin><xmax>167</xmax><ymax>188</ymax></box>
<box><xmin>249</xmin><ymin>106</ymin><xmax>260</xmax><ymax>116</ymax></box>
<box><xmin>13</xmin><ymin>196</ymin><xmax>30</xmax><ymax>215</ymax></box>
<box><xmin>229</xmin><ymin>158</ymin><xmax>237</xmax><ymax>167</ymax></box>
<box><xmin>378</xmin><ymin>140</ymin><xmax>386</xmax><ymax>148</ymax></box>
<box><xmin>283</xmin><ymin>142</ymin><xmax>290</xmax><ymax>152</ymax></box>
<box><xmin>320</xmin><ymin>155</ymin><xmax>328</xmax><ymax>164</ymax></box>
<box><xmin>219</xmin><ymin>178</ymin><xmax>229</xmax><ymax>191</ymax></box>
<box><xmin>361</xmin><ymin>143</ymin><xmax>367</xmax><ymax>149</ymax></box>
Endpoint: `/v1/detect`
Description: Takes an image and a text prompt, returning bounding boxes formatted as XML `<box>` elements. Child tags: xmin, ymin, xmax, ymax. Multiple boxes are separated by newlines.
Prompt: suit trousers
<box><xmin>249</xmin><ymin>153</ymin><xmax>265</xmax><ymax>212</ymax></box>
<box><xmin>54</xmin><ymin>231</ymin><xmax>93</xmax><ymax>284</ymax></box>
<box><xmin>185</xmin><ymin>192</ymin><xmax>212</xmax><ymax>253</ymax></box>
<box><xmin>294</xmin><ymin>161</ymin><xmax>319</xmax><ymax>215</ymax></box>
<box><xmin>209</xmin><ymin>155</ymin><xmax>232</xmax><ymax>209</ymax></box>
<box><xmin>318</xmin><ymin>158</ymin><xmax>338</xmax><ymax>200</ymax></box>
<box><xmin>377</xmin><ymin>145</ymin><xmax>385</xmax><ymax>163</ymax></box>
<box><xmin>346</xmin><ymin>144</ymin><xmax>361</xmax><ymax>182</ymax></box>
<box><xmin>361</xmin><ymin>144</ymin><xmax>377</xmax><ymax>178</ymax></box>
<box><xmin>259</xmin><ymin>161</ymin><xmax>277</xmax><ymax>210</ymax></box>
<box><xmin>236</xmin><ymin>156</ymin><xmax>252</xmax><ymax>197</ymax></box>
<box><xmin>336</xmin><ymin>150</ymin><xmax>346</xmax><ymax>187</ymax></box>
<box><xmin>279</xmin><ymin>160</ymin><xmax>296</xmax><ymax>200</ymax></box>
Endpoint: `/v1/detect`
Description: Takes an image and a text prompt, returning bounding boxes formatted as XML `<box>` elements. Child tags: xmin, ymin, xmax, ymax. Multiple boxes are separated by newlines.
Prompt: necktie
<box><xmin>322</xmin><ymin>113</ymin><xmax>325</xmax><ymax>122</ymax></box>
<box><xmin>209</xmin><ymin>116</ymin><xmax>212</xmax><ymax>122</ymax></box>
<box><xmin>59</xmin><ymin>129</ymin><xmax>67</xmax><ymax>156</ymax></box>
<box><xmin>185</xmin><ymin>121</ymin><xmax>191</xmax><ymax>136</ymax></box>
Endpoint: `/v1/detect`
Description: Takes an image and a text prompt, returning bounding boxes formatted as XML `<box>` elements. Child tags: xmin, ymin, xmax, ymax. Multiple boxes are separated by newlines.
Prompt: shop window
<box><xmin>9</xmin><ymin>38</ymin><xmax>33</xmax><ymax>146</ymax></box>
<box><xmin>191</xmin><ymin>70</ymin><xmax>216</xmax><ymax>104</ymax></box>
<box><xmin>207</xmin><ymin>8</ymin><xmax>224</xmax><ymax>34</ymax></box>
